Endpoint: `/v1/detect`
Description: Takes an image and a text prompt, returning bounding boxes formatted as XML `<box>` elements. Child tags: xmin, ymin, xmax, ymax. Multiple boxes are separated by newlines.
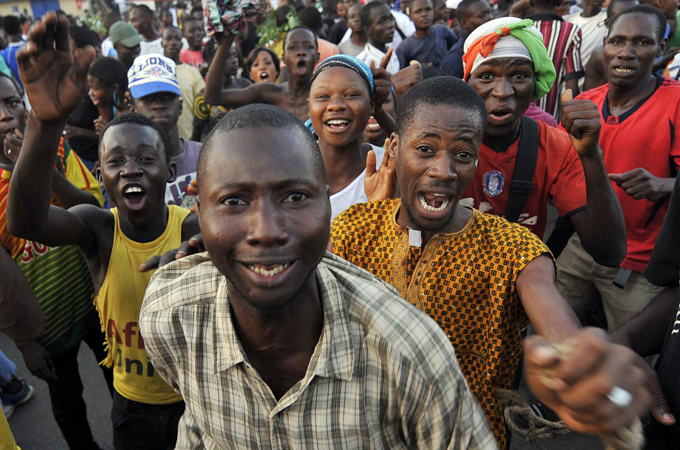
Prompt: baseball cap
<box><xmin>446</xmin><ymin>0</ymin><xmax>464</xmax><ymax>8</ymax></box>
<box><xmin>109</xmin><ymin>22</ymin><xmax>143</xmax><ymax>48</ymax></box>
<box><xmin>128</xmin><ymin>54</ymin><xmax>182</xmax><ymax>99</ymax></box>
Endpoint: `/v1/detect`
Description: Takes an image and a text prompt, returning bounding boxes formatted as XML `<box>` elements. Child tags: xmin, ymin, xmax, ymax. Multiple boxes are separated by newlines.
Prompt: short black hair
<box><xmin>87</xmin><ymin>28</ymin><xmax>102</xmax><ymax>47</ymax></box>
<box><xmin>529</xmin><ymin>0</ymin><xmax>562</xmax><ymax>9</ymax></box>
<box><xmin>69</xmin><ymin>25</ymin><xmax>91</xmax><ymax>49</ymax></box>
<box><xmin>607</xmin><ymin>0</ymin><xmax>639</xmax><ymax>16</ymax></box>
<box><xmin>397</xmin><ymin>76</ymin><xmax>486</xmax><ymax>135</ymax></box>
<box><xmin>457</xmin><ymin>0</ymin><xmax>486</xmax><ymax>18</ymax></box>
<box><xmin>2</xmin><ymin>16</ymin><xmax>20</xmax><ymax>36</ymax></box>
<box><xmin>183</xmin><ymin>15</ymin><xmax>201</xmax><ymax>28</ymax></box>
<box><xmin>133</xmin><ymin>4</ymin><xmax>155</xmax><ymax>18</ymax></box>
<box><xmin>299</xmin><ymin>6</ymin><xmax>323</xmax><ymax>33</ymax></box>
<box><xmin>0</xmin><ymin>71</ymin><xmax>23</xmax><ymax>97</ymax></box>
<box><xmin>276</xmin><ymin>5</ymin><xmax>294</xmax><ymax>26</ymax></box>
<box><xmin>198</xmin><ymin>104</ymin><xmax>324</xmax><ymax>183</ymax></box>
<box><xmin>360</xmin><ymin>1</ymin><xmax>390</xmax><ymax>28</ymax></box>
<box><xmin>608</xmin><ymin>4</ymin><xmax>667</xmax><ymax>42</ymax></box>
<box><xmin>407</xmin><ymin>0</ymin><xmax>432</xmax><ymax>7</ymax></box>
<box><xmin>99</xmin><ymin>112</ymin><xmax>172</xmax><ymax>164</ymax></box>
<box><xmin>244</xmin><ymin>47</ymin><xmax>281</xmax><ymax>80</ymax></box>
<box><xmin>284</xmin><ymin>26</ymin><xmax>318</xmax><ymax>50</ymax></box>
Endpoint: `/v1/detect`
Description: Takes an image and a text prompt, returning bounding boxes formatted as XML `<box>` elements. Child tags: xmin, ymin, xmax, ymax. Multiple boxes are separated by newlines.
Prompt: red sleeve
<box><xmin>544</xmin><ymin>125</ymin><xmax>588</xmax><ymax>217</ymax></box>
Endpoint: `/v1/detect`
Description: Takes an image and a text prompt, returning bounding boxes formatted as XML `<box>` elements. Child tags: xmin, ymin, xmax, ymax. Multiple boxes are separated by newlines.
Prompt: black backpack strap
<box><xmin>505</xmin><ymin>116</ymin><xmax>539</xmax><ymax>223</ymax></box>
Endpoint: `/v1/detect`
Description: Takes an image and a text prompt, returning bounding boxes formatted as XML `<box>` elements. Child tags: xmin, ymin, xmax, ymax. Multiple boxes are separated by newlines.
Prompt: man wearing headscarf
<box><xmin>460</xmin><ymin>17</ymin><xmax>627</xmax><ymax>271</ymax></box>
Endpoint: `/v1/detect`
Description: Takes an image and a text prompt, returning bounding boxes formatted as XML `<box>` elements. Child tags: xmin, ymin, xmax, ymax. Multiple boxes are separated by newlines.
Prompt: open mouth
<box><xmin>613</xmin><ymin>66</ymin><xmax>634</xmax><ymax>75</ymax></box>
<box><xmin>418</xmin><ymin>192</ymin><xmax>451</xmax><ymax>212</ymax></box>
<box><xmin>325</xmin><ymin>118</ymin><xmax>351</xmax><ymax>132</ymax></box>
<box><xmin>123</xmin><ymin>185</ymin><xmax>147</xmax><ymax>210</ymax></box>
<box><xmin>240</xmin><ymin>259</ymin><xmax>298</xmax><ymax>286</ymax></box>
<box><xmin>488</xmin><ymin>107</ymin><xmax>513</xmax><ymax>124</ymax></box>
<box><xmin>259</xmin><ymin>70</ymin><xmax>270</xmax><ymax>81</ymax></box>
<box><xmin>296</xmin><ymin>60</ymin><xmax>307</xmax><ymax>76</ymax></box>
<box><xmin>246</xmin><ymin>262</ymin><xmax>291</xmax><ymax>277</ymax></box>
<box><xmin>365</xmin><ymin>116</ymin><xmax>381</xmax><ymax>132</ymax></box>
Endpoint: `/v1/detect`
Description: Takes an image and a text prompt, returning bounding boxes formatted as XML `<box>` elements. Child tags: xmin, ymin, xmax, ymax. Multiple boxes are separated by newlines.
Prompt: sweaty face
<box><xmin>366</xmin><ymin>5</ymin><xmax>395</xmax><ymax>44</ymax></box>
<box><xmin>605</xmin><ymin>13</ymin><xmax>665</xmax><ymax>88</ymax></box>
<box><xmin>309</xmin><ymin>67</ymin><xmax>373</xmax><ymax>148</ymax></box>
<box><xmin>461</xmin><ymin>1</ymin><xmax>492</xmax><ymax>35</ymax></box>
<box><xmin>468</xmin><ymin>57</ymin><xmax>534</xmax><ymax>143</ymax></box>
<box><xmin>250</xmin><ymin>50</ymin><xmax>278</xmax><ymax>83</ymax></box>
<box><xmin>162</xmin><ymin>28</ymin><xmax>183</xmax><ymax>60</ymax></box>
<box><xmin>410</xmin><ymin>0</ymin><xmax>434</xmax><ymax>31</ymax></box>
<box><xmin>283</xmin><ymin>29</ymin><xmax>319</xmax><ymax>81</ymax></box>
<box><xmin>393</xmin><ymin>104</ymin><xmax>482</xmax><ymax>232</ymax></box>
<box><xmin>184</xmin><ymin>20</ymin><xmax>205</xmax><ymax>49</ymax></box>
<box><xmin>197</xmin><ymin>126</ymin><xmax>330</xmax><ymax>311</ymax></box>
<box><xmin>133</xmin><ymin>92</ymin><xmax>182</xmax><ymax>133</ymax></box>
<box><xmin>87</xmin><ymin>75</ymin><xmax>115</xmax><ymax>107</ymax></box>
<box><xmin>99</xmin><ymin>123</ymin><xmax>174</xmax><ymax>225</ymax></box>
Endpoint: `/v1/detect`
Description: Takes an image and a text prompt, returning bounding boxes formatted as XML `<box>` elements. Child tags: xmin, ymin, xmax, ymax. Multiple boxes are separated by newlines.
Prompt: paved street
<box><xmin>1</xmin><ymin>332</ymin><xmax>604</xmax><ymax>450</ymax></box>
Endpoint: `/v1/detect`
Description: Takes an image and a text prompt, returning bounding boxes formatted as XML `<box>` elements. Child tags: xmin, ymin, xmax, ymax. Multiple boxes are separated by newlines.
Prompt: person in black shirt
<box><xmin>64</xmin><ymin>25</ymin><xmax>99</xmax><ymax>167</ymax></box>
<box><xmin>611</xmin><ymin>174</ymin><xmax>680</xmax><ymax>448</ymax></box>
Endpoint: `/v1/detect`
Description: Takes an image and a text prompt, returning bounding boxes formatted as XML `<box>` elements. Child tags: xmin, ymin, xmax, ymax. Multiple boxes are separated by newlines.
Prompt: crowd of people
<box><xmin>0</xmin><ymin>0</ymin><xmax>680</xmax><ymax>448</ymax></box>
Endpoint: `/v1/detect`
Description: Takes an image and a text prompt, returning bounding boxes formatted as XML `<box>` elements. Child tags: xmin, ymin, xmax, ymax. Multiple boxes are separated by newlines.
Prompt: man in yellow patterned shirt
<box><xmin>331</xmin><ymin>76</ymin><xmax>653</xmax><ymax>449</ymax></box>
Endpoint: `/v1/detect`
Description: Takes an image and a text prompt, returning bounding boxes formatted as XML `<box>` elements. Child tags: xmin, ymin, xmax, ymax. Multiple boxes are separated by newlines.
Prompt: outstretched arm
<box><xmin>560</xmin><ymin>90</ymin><xmax>627</xmax><ymax>266</ymax></box>
<box><xmin>7</xmin><ymin>12</ymin><xmax>97</xmax><ymax>248</ymax></box>
<box><xmin>203</xmin><ymin>31</ymin><xmax>277</xmax><ymax>108</ymax></box>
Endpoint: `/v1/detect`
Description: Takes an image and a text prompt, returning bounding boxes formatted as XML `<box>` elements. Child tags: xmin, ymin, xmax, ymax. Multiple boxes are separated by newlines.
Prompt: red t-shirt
<box><xmin>180</xmin><ymin>49</ymin><xmax>204</xmax><ymax>69</ymax></box>
<box><xmin>461</xmin><ymin>120</ymin><xmax>587</xmax><ymax>239</ymax></box>
<box><xmin>577</xmin><ymin>77</ymin><xmax>680</xmax><ymax>272</ymax></box>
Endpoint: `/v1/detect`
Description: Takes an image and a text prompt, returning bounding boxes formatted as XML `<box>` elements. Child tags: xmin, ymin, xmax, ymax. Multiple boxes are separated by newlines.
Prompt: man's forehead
<box><xmin>408</xmin><ymin>104</ymin><xmax>483</xmax><ymax>137</ymax></box>
<box><xmin>102</xmin><ymin>123</ymin><xmax>160</xmax><ymax>147</ymax></box>
<box><xmin>478</xmin><ymin>57</ymin><xmax>533</xmax><ymax>69</ymax></box>
<box><xmin>610</xmin><ymin>13</ymin><xmax>658</xmax><ymax>37</ymax></box>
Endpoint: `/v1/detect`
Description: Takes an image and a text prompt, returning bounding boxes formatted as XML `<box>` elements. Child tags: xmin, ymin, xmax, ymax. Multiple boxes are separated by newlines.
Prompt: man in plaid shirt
<box><xmin>140</xmin><ymin>104</ymin><xmax>496</xmax><ymax>449</ymax></box>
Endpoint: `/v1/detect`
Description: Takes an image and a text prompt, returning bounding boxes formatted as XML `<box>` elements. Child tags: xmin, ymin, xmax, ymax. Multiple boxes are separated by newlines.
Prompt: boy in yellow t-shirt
<box><xmin>7</xmin><ymin>14</ymin><xmax>200</xmax><ymax>450</ymax></box>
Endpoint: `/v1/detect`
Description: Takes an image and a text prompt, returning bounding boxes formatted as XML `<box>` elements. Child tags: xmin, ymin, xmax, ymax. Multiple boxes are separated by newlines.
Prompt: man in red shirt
<box><xmin>557</xmin><ymin>5</ymin><xmax>680</xmax><ymax>331</ymax></box>
<box><xmin>460</xmin><ymin>17</ymin><xmax>627</xmax><ymax>268</ymax></box>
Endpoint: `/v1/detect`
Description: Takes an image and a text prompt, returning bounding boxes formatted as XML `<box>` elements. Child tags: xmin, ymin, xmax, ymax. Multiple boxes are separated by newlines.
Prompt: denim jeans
<box><xmin>0</xmin><ymin>349</ymin><xmax>16</xmax><ymax>385</ymax></box>
<box><xmin>46</xmin><ymin>325</ymin><xmax>113</xmax><ymax>450</ymax></box>
<box><xmin>112</xmin><ymin>390</ymin><xmax>184</xmax><ymax>450</ymax></box>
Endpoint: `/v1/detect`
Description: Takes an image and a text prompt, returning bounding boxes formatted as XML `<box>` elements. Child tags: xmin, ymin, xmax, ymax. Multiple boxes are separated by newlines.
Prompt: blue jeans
<box><xmin>0</xmin><ymin>349</ymin><xmax>16</xmax><ymax>385</ymax></box>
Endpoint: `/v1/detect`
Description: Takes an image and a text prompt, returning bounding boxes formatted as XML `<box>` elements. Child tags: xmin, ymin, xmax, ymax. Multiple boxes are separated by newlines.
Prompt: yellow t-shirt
<box><xmin>176</xmin><ymin>63</ymin><xmax>206</xmax><ymax>140</ymax></box>
<box><xmin>96</xmin><ymin>205</ymin><xmax>190</xmax><ymax>404</ymax></box>
<box><xmin>0</xmin><ymin>408</ymin><xmax>17</xmax><ymax>450</ymax></box>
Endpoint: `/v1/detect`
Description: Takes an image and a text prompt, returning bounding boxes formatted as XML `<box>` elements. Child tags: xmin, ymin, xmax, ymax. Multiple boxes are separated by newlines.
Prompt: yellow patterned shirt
<box><xmin>331</xmin><ymin>198</ymin><xmax>552</xmax><ymax>449</ymax></box>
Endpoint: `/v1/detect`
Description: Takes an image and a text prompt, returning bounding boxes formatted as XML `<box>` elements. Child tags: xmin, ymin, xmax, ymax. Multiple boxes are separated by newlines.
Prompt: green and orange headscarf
<box><xmin>462</xmin><ymin>18</ymin><xmax>556</xmax><ymax>100</ymax></box>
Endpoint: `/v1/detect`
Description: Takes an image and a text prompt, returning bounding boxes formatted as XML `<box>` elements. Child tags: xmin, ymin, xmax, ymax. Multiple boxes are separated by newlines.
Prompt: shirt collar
<box><xmin>212</xmin><ymin>256</ymin><xmax>355</xmax><ymax>381</ymax></box>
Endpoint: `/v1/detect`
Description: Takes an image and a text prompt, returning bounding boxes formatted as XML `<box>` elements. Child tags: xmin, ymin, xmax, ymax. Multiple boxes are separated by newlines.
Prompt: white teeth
<box><xmin>327</xmin><ymin>119</ymin><xmax>349</xmax><ymax>125</ymax></box>
<box><xmin>125</xmin><ymin>186</ymin><xmax>143</xmax><ymax>194</ymax></box>
<box><xmin>615</xmin><ymin>68</ymin><xmax>632</xmax><ymax>73</ymax></box>
<box><xmin>247</xmin><ymin>263</ymin><xmax>291</xmax><ymax>277</ymax></box>
<box><xmin>419</xmin><ymin>193</ymin><xmax>450</xmax><ymax>212</ymax></box>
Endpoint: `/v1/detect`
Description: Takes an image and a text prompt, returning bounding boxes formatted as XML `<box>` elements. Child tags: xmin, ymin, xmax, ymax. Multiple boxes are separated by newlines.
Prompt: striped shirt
<box><xmin>140</xmin><ymin>252</ymin><xmax>497</xmax><ymax>450</ymax></box>
<box><xmin>0</xmin><ymin>139</ymin><xmax>104</xmax><ymax>354</ymax></box>
<box><xmin>530</xmin><ymin>13</ymin><xmax>585</xmax><ymax>121</ymax></box>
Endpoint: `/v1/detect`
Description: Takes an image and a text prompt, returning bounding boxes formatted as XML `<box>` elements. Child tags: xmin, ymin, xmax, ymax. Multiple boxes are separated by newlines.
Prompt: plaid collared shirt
<box><xmin>140</xmin><ymin>252</ymin><xmax>497</xmax><ymax>450</ymax></box>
